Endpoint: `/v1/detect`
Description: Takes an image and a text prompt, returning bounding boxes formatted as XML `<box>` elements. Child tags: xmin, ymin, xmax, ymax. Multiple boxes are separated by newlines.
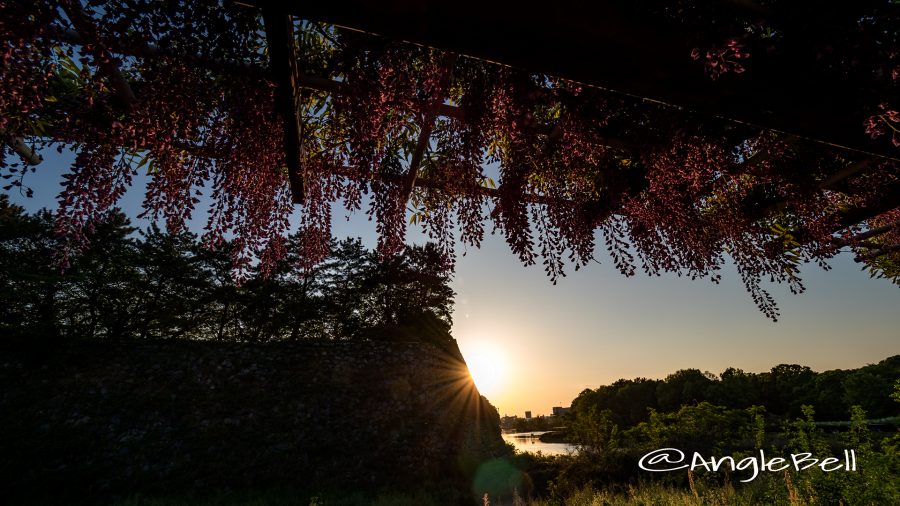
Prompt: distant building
<box><xmin>524</xmin><ymin>410</ymin><xmax>532</xmax><ymax>419</ymax></box>
<box><xmin>552</xmin><ymin>406</ymin><xmax>571</xmax><ymax>416</ymax></box>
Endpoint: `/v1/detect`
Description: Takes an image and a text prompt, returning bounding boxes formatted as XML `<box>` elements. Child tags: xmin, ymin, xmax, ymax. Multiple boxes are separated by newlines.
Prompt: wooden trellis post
<box><xmin>401</xmin><ymin>53</ymin><xmax>458</xmax><ymax>203</ymax></box>
<box><xmin>60</xmin><ymin>0</ymin><xmax>136</xmax><ymax>110</ymax></box>
<box><xmin>262</xmin><ymin>10</ymin><xmax>306</xmax><ymax>203</ymax></box>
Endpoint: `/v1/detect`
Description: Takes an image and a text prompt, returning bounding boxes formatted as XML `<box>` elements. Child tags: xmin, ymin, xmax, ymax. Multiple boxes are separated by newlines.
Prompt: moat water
<box><xmin>501</xmin><ymin>431</ymin><xmax>576</xmax><ymax>456</ymax></box>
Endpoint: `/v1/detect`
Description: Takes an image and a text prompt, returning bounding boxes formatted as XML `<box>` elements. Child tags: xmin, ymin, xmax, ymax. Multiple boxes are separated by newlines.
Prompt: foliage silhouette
<box><xmin>0</xmin><ymin>197</ymin><xmax>456</xmax><ymax>345</ymax></box>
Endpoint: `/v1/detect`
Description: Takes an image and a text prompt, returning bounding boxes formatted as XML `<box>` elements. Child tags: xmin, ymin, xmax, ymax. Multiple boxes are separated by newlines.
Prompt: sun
<box><xmin>465</xmin><ymin>343</ymin><xmax>507</xmax><ymax>397</ymax></box>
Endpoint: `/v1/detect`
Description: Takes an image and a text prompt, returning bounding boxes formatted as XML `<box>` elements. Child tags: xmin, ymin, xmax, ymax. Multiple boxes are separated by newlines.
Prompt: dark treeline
<box><xmin>504</xmin><ymin>360</ymin><xmax>900</xmax><ymax>504</ymax></box>
<box><xmin>570</xmin><ymin>357</ymin><xmax>900</xmax><ymax>426</ymax></box>
<box><xmin>519</xmin><ymin>392</ymin><xmax>900</xmax><ymax>505</ymax></box>
<box><xmin>0</xmin><ymin>196</ymin><xmax>454</xmax><ymax>344</ymax></box>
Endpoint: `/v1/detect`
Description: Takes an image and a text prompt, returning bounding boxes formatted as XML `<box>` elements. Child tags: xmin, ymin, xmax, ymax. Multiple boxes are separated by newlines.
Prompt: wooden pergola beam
<box><xmin>751</xmin><ymin>157</ymin><xmax>877</xmax><ymax>220</ymax></box>
<box><xmin>778</xmin><ymin>177</ymin><xmax>900</xmax><ymax>245</ymax></box>
<box><xmin>262</xmin><ymin>10</ymin><xmax>305</xmax><ymax>203</ymax></box>
<box><xmin>52</xmin><ymin>25</ymin><xmax>463</xmax><ymax>120</ymax></box>
<box><xmin>332</xmin><ymin>165</ymin><xmax>560</xmax><ymax>205</ymax></box>
<box><xmin>401</xmin><ymin>54</ymin><xmax>457</xmax><ymax>201</ymax></box>
<box><xmin>740</xmin><ymin>135</ymin><xmax>799</xmax><ymax>170</ymax></box>
<box><xmin>35</xmin><ymin>18</ymin><xmax>900</xmax><ymax>238</ymax></box>
<box><xmin>297</xmin><ymin>74</ymin><xmax>465</xmax><ymax>121</ymax></box>
<box><xmin>60</xmin><ymin>0</ymin><xmax>135</xmax><ymax>109</ymax></box>
<box><xmin>836</xmin><ymin>184</ymin><xmax>900</xmax><ymax>231</ymax></box>
<box><xmin>44</xmin><ymin>26</ymin><xmax>656</xmax><ymax>154</ymax></box>
<box><xmin>255</xmin><ymin>0</ymin><xmax>899</xmax><ymax>161</ymax></box>
<box><xmin>2</xmin><ymin>134</ymin><xmax>42</xmax><ymax>165</ymax></box>
<box><xmin>820</xmin><ymin>158</ymin><xmax>873</xmax><ymax>189</ymax></box>
<box><xmin>855</xmin><ymin>243</ymin><xmax>900</xmax><ymax>262</ymax></box>
<box><xmin>841</xmin><ymin>220</ymin><xmax>900</xmax><ymax>245</ymax></box>
<box><xmin>401</xmin><ymin>118</ymin><xmax>438</xmax><ymax>199</ymax></box>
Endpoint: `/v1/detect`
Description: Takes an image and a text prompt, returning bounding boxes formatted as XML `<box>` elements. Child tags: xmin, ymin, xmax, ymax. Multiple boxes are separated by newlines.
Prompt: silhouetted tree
<box><xmin>131</xmin><ymin>225</ymin><xmax>209</xmax><ymax>340</ymax></box>
<box><xmin>364</xmin><ymin>242</ymin><xmax>455</xmax><ymax>343</ymax></box>
<box><xmin>711</xmin><ymin>367</ymin><xmax>763</xmax><ymax>408</ymax></box>
<box><xmin>769</xmin><ymin>364</ymin><xmax>816</xmax><ymax>417</ymax></box>
<box><xmin>0</xmin><ymin>197</ymin><xmax>62</xmax><ymax>339</ymax></box>
<box><xmin>814</xmin><ymin>369</ymin><xmax>850</xmax><ymax>421</ymax></box>
<box><xmin>320</xmin><ymin>238</ymin><xmax>377</xmax><ymax>340</ymax></box>
<box><xmin>0</xmin><ymin>205</ymin><xmax>459</xmax><ymax>345</ymax></box>
<box><xmin>52</xmin><ymin>211</ymin><xmax>139</xmax><ymax>339</ymax></box>
<box><xmin>656</xmin><ymin>369</ymin><xmax>715</xmax><ymax>411</ymax></box>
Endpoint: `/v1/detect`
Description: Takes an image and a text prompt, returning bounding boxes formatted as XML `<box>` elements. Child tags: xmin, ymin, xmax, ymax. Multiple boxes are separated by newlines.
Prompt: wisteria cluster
<box><xmin>691</xmin><ymin>38</ymin><xmax>750</xmax><ymax>80</ymax></box>
<box><xmin>865</xmin><ymin>103</ymin><xmax>900</xmax><ymax>148</ymax></box>
<box><xmin>1</xmin><ymin>0</ymin><xmax>899</xmax><ymax>320</ymax></box>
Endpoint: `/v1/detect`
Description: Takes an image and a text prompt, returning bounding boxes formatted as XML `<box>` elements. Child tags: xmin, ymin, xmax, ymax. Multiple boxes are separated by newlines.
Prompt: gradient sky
<box><xmin>7</xmin><ymin>150</ymin><xmax>900</xmax><ymax>417</ymax></box>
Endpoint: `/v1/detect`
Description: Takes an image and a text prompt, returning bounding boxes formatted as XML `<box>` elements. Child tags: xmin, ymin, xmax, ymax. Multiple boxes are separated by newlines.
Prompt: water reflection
<box><xmin>501</xmin><ymin>431</ymin><xmax>576</xmax><ymax>456</ymax></box>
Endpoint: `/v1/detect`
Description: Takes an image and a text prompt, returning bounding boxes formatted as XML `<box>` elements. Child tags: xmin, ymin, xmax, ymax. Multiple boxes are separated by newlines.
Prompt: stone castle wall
<box><xmin>0</xmin><ymin>339</ymin><xmax>507</xmax><ymax>503</ymax></box>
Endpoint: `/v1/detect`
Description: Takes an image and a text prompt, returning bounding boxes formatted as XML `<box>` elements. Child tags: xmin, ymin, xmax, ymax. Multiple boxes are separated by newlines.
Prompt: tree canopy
<box><xmin>0</xmin><ymin>196</ymin><xmax>456</xmax><ymax>344</ymax></box>
<box><xmin>1</xmin><ymin>0</ymin><xmax>899</xmax><ymax>320</ymax></box>
<box><xmin>570</xmin><ymin>355</ymin><xmax>900</xmax><ymax>426</ymax></box>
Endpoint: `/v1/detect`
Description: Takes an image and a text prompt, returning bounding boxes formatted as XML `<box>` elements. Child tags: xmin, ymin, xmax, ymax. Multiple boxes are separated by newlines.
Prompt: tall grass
<box><xmin>110</xmin><ymin>487</ymin><xmax>453</xmax><ymax>506</ymax></box>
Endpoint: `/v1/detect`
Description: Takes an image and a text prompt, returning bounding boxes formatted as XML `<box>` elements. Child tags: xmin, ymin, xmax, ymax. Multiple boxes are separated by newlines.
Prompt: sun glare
<box><xmin>465</xmin><ymin>343</ymin><xmax>506</xmax><ymax>397</ymax></box>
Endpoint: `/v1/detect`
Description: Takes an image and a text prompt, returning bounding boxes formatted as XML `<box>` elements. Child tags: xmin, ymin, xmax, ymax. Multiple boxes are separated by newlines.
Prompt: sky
<box><xmin>6</xmin><ymin>150</ymin><xmax>900</xmax><ymax>417</ymax></box>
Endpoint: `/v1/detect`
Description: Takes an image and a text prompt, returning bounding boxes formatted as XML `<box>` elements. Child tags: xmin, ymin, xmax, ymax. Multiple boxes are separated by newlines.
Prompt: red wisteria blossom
<box><xmin>1</xmin><ymin>0</ymin><xmax>898</xmax><ymax>320</ymax></box>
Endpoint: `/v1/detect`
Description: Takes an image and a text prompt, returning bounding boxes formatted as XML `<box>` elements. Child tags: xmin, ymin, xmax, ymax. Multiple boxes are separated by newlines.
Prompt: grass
<box><xmin>107</xmin><ymin>487</ymin><xmax>459</xmax><ymax>506</ymax></box>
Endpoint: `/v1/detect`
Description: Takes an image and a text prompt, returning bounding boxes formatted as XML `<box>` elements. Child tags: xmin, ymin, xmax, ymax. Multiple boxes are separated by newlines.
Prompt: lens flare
<box><xmin>465</xmin><ymin>343</ymin><xmax>506</xmax><ymax>397</ymax></box>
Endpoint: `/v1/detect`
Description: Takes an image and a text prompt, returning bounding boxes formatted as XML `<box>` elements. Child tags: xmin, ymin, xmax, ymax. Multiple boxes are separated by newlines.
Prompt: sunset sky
<box><xmin>9</xmin><ymin>151</ymin><xmax>900</xmax><ymax>417</ymax></box>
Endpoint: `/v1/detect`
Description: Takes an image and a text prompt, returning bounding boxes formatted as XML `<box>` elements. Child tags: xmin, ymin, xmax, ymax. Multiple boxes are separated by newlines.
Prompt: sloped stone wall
<box><xmin>0</xmin><ymin>339</ymin><xmax>507</xmax><ymax>503</ymax></box>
